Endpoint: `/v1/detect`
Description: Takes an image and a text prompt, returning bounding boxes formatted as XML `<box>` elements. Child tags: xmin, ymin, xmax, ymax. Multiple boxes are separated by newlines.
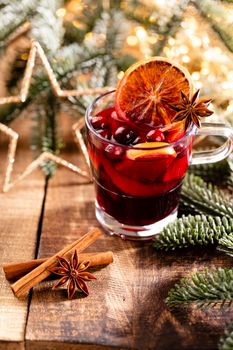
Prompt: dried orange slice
<box><xmin>115</xmin><ymin>57</ymin><xmax>193</xmax><ymax>126</ymax></box>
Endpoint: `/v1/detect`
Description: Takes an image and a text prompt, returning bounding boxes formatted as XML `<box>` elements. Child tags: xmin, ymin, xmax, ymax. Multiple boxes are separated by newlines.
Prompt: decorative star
<box><xmin>0</xmin><ymin>40</ymin><xmax>111</xmax><ymax>191</ymax></box>
<box><xmin>169</xmin><ymin>90</ymin><xmax>213</xmax><ymax>130</ymax></box>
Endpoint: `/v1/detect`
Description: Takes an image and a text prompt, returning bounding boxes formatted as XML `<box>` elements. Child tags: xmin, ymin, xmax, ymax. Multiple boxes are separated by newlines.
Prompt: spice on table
<box><xmin>49</xmin><ymin>250</ymin><xmax>96</xmax><ymax>300</ymax></box>
<box><xmin>11</xmin><ymin>227</ymin><xmax>102</xmax><ymax>298</ymax></box>
<box><xmin>3</xmin><ymin>251</ymin><xmax>113</xmax><ymax>281</ymax></box>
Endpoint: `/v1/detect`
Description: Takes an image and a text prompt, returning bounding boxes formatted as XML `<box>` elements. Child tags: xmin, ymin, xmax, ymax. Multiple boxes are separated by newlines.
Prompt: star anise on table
<box><xmin>169</xmin><ymin>90</ymin><xmax>213</xmax><ymax>130</ymax></box>
<box><xmin>49</xmin><ymin>250</ymin><xmax>96</xmax><ymax>300</ymax></box>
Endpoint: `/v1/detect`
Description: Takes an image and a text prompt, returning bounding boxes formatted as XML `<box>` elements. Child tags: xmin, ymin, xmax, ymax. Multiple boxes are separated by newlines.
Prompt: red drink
<box><xmin>86</xmin><ymin>98</ymin><xmax>193</xmax><ymax>239</ymax></box>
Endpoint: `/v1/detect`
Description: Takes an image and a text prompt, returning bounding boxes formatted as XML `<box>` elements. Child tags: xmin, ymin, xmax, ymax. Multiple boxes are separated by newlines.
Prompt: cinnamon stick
<box><xmin>11</xmin><ymin>227</ymin><xmax>102</xmax><ymax>298</ymax></box>
<box><xmin>4</xmin><ymin>251</ymin><xmax>113</xmax><ymax>280</ymax></box>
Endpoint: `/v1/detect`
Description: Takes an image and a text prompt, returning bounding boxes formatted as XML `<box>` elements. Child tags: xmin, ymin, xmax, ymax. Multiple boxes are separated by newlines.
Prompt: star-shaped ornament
<box><xmin>0</xmin><ymin>40</ymin><xmax>112</xmax><ymax>192</ymax></box>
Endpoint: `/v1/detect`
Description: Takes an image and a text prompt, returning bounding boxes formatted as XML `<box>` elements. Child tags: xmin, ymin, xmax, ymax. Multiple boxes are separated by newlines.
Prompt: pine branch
<box><xmin>218</xmin><ymin>234</ymin><xmax>233</xmax><ymax>257</ymax></box>
<box><xmin>125</xmin><ymin>0</ymin><xmax>189</xmax><ymax>55</ymax></box>
<box><xmin>181</xmin><ymin>174</ymin><xmax>233</xmax><ymax>218</ymax></box>
<box><xmin>166</xmin><ymin>268</ymin><xmax>233</xmax><ymax>307</ymax></box>
<box><xmin>64</xmin><ymin>0</ymin><xmax>104</xmax><ymax>44</ymax></box>
<box><xmin>194</xmin><ymin>0</ymin><xmax>233</xmax><ymax>52</ymax></box>
<box><xmin>219</xmin><ymin>327</ymin><xmax>233</xmax><ymax>350</ymax></box>
<box><xmin>30</xmin><ymin>0</ymin><xmax>64</xmax><ymax>55</ymax></box>
<box><xmin>68</xmin><ymin>54</ymin><xmax>117</xmax><ymax>115</ymax></box>
<box><xmin>0</xmin><ymin>0</ymin><xmax>39</xmax><ymax>41</ymax></box>
<box><xmin>153</xmin><ymin>215</ymin><xmax>233</xmax><ymax>251</ymax></box>
<box><xmin>189</xmin><ymin>158</ymin><xmax>233</xmax><ymax>189</ymax></box>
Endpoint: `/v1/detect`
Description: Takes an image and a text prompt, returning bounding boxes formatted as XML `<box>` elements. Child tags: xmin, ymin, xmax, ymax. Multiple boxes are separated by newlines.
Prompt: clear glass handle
<box><xmin>191</xmin><ymin>123</ymin><xmax>233</xmax><ymax>165</ymax></box>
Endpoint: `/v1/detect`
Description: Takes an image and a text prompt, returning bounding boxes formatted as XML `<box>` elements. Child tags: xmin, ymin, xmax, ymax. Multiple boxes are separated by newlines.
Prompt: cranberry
<box><xmin>90</xmin><ymin>116</ymin><xmax>108</xmax><ymax>129</ymax></box>
<box><xmin>114</xmin><ymin>127</ymin><xmax>137</xmax><ymax>145</ymax></box>
<box><xmin>146</xmin><ymin>129</ymin><xmax>165</xmax><ymax>142</ymax></box>
<box><xmin>104</xmin><ymin>144</ymin><xmax>124</xmax><ymax>160</ymax></box>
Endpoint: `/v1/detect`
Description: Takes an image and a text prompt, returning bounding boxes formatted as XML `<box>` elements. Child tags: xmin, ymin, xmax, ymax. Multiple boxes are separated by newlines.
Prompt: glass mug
<box><xmin>85</xmin><ymin>91</ymin><xmax>233</xmax><ymax>240</ymax></box>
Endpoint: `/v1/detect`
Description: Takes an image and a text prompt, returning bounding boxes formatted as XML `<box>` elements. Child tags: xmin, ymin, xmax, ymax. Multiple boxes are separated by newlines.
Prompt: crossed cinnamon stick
<box><xmin>3</xmin><ymin>228</ymin><xmax>113</xmax><ymax>298</ymax></box>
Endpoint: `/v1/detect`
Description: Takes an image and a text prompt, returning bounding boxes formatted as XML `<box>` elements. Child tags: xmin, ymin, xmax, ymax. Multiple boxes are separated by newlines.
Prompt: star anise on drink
<box><xmin>49</xmin><ymin>250</ymin><xmax>96</xmax><ymax>300</ymax></box>
<box><xmin>169</xmin><ymin>90</ymin><xmax>213</xmax><ymax>130</ymax></box>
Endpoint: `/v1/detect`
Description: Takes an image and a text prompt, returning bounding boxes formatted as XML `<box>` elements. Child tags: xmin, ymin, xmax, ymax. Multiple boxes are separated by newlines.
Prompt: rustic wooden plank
<box><xmin>26</xmin><ymin>341</ymin><xmax>125</xmax><ymax>350</ymax></box>
<box><xmin>0</xmin><ymin>342</ymin><xmax>24</xmax><ymax>350</ymax></box>
<box><xmin>26</xmin><ymin>115</ymin><xmax>233</xmax><ymax>350</ymax></box>
<box><xmin>0</xmin><ymin>117</ymin><xmax>45</xmax><ymax>346</ymax></box>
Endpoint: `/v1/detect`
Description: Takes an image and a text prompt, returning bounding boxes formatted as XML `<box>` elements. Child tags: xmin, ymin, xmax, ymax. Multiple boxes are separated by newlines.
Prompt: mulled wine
<box><xmin>86</xmin><ymin>105</ymin><xmax>192</xmax><ymax>228</ymax></box>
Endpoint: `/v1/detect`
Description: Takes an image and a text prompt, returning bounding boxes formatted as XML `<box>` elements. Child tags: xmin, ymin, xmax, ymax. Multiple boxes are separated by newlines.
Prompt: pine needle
<box><xmin>0</xmin><ymin>0</ymin><xmax>40</xmax><ymax>41</ymax></box>
<box><xmin>30</xmin><ymin>0</ymin><xmax>64</xmax><ymax>54</ymax></box>
<box><xmin>219</xmin><ymin>327</ymin><xmax>233</xmax><ymax>350</ymax></box>
<box><xmin>153</xmin><ymin>215</ymin><xmax>233</xmax><ymax>251</ymax></box>
<box><xmin>181</xmin><ymin>174</ymin><xmax>233</xmax><ymax>218</ymax></box>
<box><xmin>189</xmin><ymin>158</ymin><xmax>233</xmax><ymax>190</ymax></box>
<box><xmin>166</xmin><ymin>268</ymin><xmax>233</xmax><ymax>307</ymax></box>
<box><xmin>218</xmin><ymin>234</ymin><xmax>233</xmax><ymax>257</ymax></box>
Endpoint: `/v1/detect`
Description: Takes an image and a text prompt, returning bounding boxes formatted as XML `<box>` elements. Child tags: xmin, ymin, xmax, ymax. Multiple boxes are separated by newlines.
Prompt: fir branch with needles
<box><xmin>218</xmin><ymin>234</ymin><xmax>233</xmax><ymax>257</ymax></box>
<box><xmin>189</xmin><ymin>158</ymin><xmax>233</xmax><ymax>190</ymax></box>
<box><xmin>30</xmin><ymin>0</ymin><xmax>64</xmax><ymax>55</ymax></box>
<box><xmin>166</xmin><ymin>268</ymin><xmax>233</xmax><ymax>307</ymax></box>
<box><xmin>153</xmin><ymin>215</ymin><xmax>233</xmax><ymax>251</ymax></box>
<box><xmin>194</xmin><ymin>0</ymin><xmax>233</xmax><ymax>53</ymax></box>
<box><xmin>0</xmin><ymin>0</ymin><xmax>40</xmax><ymax>42</ymax></box>
<box><xmin>181</xmin><ymin>174</ymin><xmax>233</xmax><ymax>218</ymax></box>
<box><xmin>219</xmin><ymin>327</ymin><xmax>233</xmax><ymax>350</ymax></box>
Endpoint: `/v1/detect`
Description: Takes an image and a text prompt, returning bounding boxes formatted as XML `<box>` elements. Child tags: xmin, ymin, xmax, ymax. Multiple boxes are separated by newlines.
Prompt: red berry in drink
<box><xmin>146</xmin><ymin>129</ymin><xmax>165</xmax><ymax>142</ymax></box>
<box><xmin>104</xmin><ymin>144</ymin><xmax>124</xmax><ymax>160</ymax></box>
<box><xmin>90</xmin><ymin>116</ymin><xmax>108</xmax><ymax>129</ymax></box>
<box><xmin>114</xmin><ymin>127</ymin><xmax>137</xmax><ymax>145</ymax></box>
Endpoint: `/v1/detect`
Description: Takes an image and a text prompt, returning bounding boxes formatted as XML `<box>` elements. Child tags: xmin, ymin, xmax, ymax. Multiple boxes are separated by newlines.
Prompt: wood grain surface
<box><xmin>0</xmin><ymin>117</ymin><xmax>45</xmax><ymax>346</ymax></box>
<box><xmin>25</xmin><ymin>116</ymin><xmax>233</xmax><ymax>350</ymax></box>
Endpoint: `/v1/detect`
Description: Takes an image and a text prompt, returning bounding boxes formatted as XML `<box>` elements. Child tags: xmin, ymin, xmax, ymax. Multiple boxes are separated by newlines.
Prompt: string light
<box><xmin>117</xmin><ymin>71</ymin><xmax>124</xmax><ymax>80</ymax></box>
<box><xmin>56</xmin><ymin>8</ymin><xmax>66</xmax><ymax>17</ymax></box>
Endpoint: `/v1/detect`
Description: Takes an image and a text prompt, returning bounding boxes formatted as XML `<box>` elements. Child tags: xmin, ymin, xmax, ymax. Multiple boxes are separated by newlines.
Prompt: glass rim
<box><xmin>85</xmin><ymin>90</ymin><xmax>196</xmax><ymax>150</ymax></box>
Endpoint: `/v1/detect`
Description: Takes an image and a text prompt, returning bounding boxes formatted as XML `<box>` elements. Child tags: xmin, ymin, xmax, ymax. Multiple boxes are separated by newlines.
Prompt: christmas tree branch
<box><xmin>219</xmin><ymin>326</ymin><xmax>233</xmax><ymax>350</ymax></box>
<box><xmin>181</xmin><ymin>174</ymin><xmax>233</xmax><ymax>218</ymax></box>
<box><xmin>218</xmin><ymin>234</ymin><xmax>233</xmax><ymax>257</ymax></box>
<box><xmin>153</xmin><ymin>215</ymin><xmax>233</xmax><ymax>251</ymax></box>
<box><xmin>189</xmin><ymin>158</ymin><xmax>233</xmax><ymax>190</ymax></box>
<box><xmin>194</xmin><ymin>0</ymin><xmax>233</xmax><ymax>52</ymax></box>
<box><xmin>30</xmin><ymin>0</ymin><xmax>64</xmax><ymax>55</ymax></box>
<box><xmin>0</xmin><ymin>0</ymin><xmax>39</xmax><ymax>42</ymax></box>
<box><xmin>166</xmin><ymin>268</ymin><xmax>233</xmax><ymax>307</ymax></box>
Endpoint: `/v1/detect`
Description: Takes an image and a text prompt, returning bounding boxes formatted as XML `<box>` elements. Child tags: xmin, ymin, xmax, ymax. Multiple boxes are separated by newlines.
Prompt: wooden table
<box><xmin>0</xmin><ymin>117</ymin><xmax>232</xmax><ymax>350</ymax></box>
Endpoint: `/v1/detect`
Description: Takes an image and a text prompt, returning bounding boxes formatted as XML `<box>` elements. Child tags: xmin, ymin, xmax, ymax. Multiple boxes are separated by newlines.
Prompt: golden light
<box><xmin>72</xmin><ymin>20</ymin><xmax>84</xmax><ymax>29</ymax></box>
<box><xmin>148</xmin><ymin>36</ymin><xmax>158</xmax><ymax>44</ymax></box>
<box><xmin>85</xmin><ymin>32</ymin><xmax>93</xmax><ymax>41</ymax></box>
<box><xmin>195</xmin><ymin>82</ymin><xmax>203</xmax><ymax>89</ymax></box>
<box><xmin>117</xmin><ymin>71</ymin><xmax>124</xmax><ymax>80</ymax></box>
<box><xmin>56</xmin><ymin>8</ymin><xmax>66</xmax><ymax>17</ymax></box>
<box><xmin>192</xmin><ymin>37</ymin><xmax>202</xmax><ymax>47</ymax></box>
<box><xmin>192</xmin><ymin>72</ymin><xmax>200</xmax><ymax>80</ymax></box>
<box><xmin>135</xmin><ymin>26</ymin><xmax>147</xmax><ymax>41</ymax></box>
<box><xmin>182</xmin><ymin>55</ymin><xmax>190</xmax><ymax>63</ymax></box>
<box><xmin>149</xmin><ymin>15</ymin><xmax>156</xmax><ymax>23</ymax></box>
<box><xmin>168</xmin><ymin>38</ymin><xmax>175</xmax><ymax>46</ymax></box>
<box><xmin>180</xmin><ymin>45</ymin><xmax>189</xmax><ymax>54</ymax></box>
<box><xmin>126</xmin><ymin>35</ymin><xmax>138</xmax><ymax>46</ymax></box>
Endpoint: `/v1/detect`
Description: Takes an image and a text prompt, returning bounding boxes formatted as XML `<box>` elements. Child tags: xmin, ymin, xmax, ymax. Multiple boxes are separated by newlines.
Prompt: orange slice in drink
<box><xmin>115</xmin><ymin>57</ymin><xmax>193</xmax><ymax>126</ymax></box>
<box><xmin>116</xmin><ymin>142</ymin><xmax>176</xmax><ymax>182</ymax></box>
<box><xmin>127</xmin><ymin>142</ymin><xmax>176</xmax><ymax>159</ymax></box>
